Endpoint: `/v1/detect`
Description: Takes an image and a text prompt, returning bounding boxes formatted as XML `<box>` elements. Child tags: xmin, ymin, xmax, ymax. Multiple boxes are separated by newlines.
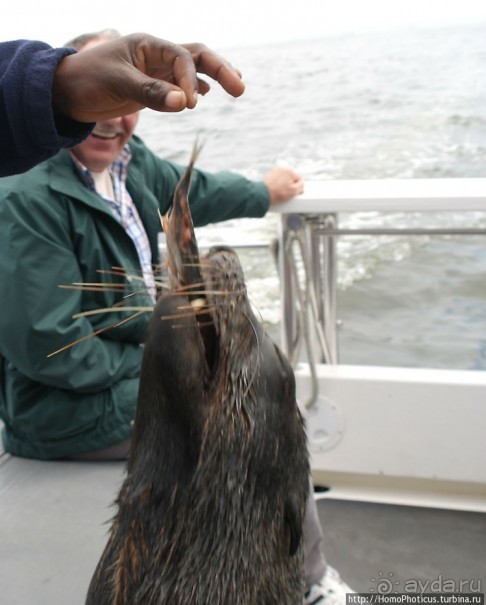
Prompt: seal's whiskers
<box><xmin>171</xmin><ymin>318</ymin><xmax>216</xmax><ymax>330</ymax></box>
<box><xmin>172</xmin><ymin>288</ymin><xmax>245</xmax><ymax>298</ymax></box>
<box><xmin>72</xmin><ymin>307</ymin><xmax>153</xmax><ymax>319</ymax></box>
<box><xmin>47</xmin><ymin>310</ymin><xmax>146</xmax><ymax>358</ymax></box>
<box><xmin>158</xmin><ymin>302</ymin><xmax>224</xmax><ymax>326</ymax></box>
<box><xmin>59</xmin><ymin>283</ymin><xmax>127</xmax><ymax>292</ymax></box>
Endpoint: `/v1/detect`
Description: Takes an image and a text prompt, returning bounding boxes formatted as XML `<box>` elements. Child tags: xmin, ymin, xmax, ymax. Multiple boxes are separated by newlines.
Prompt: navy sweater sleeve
<box><xmin>0</xmin><ymin>40</ymin><xmax>94</xmax><ymax>176</ymax></box>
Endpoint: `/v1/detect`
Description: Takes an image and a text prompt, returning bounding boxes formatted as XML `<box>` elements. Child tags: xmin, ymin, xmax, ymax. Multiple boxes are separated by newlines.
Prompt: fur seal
<box><xmin>86</xmin><ymin>149</ymin><xmax>309</xmax><ymax>604</ymax></box>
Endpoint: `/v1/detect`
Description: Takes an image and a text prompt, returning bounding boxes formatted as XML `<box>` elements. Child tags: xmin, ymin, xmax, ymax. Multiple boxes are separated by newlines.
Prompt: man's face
<box><xmin>70</xmin><ymin>113</ymin><xmax>139</xmax><ymax>172</ymax></box>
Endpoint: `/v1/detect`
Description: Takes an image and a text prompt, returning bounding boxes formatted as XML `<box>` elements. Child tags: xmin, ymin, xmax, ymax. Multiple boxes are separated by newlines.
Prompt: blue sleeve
<box><xmin>0</xmin><ymin>40</ymin><xmax>94</xmax><ymax>176</ymax></box>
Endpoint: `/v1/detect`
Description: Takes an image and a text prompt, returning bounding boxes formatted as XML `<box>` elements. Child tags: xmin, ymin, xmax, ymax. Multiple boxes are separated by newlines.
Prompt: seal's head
<box><xmin>86</xmin><ymin>149</ymin><xmax>309</xmax><ymax>605</ymax></box>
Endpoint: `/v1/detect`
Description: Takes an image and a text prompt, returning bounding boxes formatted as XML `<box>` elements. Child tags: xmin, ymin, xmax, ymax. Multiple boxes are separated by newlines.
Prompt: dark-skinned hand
<box><xmin>52</xmin><ymin>34</ymin><xmax>245</xmax><ymax>122</ymax></box>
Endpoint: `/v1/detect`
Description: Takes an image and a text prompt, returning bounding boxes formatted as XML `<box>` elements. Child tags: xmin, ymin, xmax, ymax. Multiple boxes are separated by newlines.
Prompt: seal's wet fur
<box><xmin>86</xmin><ymin>153</ymin><xmax>309</xmax><ymax>605</ymax></box>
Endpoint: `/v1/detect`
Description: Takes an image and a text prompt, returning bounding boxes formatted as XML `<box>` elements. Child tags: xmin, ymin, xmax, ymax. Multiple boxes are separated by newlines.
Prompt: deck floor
<box><xmin>316</xmin><ymin>496</ymin><xmax>486</xmax><ymax>593</ymax></box>
<box><xmin>0</xmin><ymin>454</ymin><xmax>485</xmax><ymax>604</ymax></box>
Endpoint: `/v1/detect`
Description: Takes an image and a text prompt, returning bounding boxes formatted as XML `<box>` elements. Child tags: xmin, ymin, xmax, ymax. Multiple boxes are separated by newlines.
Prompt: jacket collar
<box><xmin>47</xmin><ymin>149</ymin><xmax>116</xmax><ymax>218</ymax></box>
<box><xmin>46</xmin><ymin>146</ymin><xmax>162</xmax><ymax>262</ymax></box>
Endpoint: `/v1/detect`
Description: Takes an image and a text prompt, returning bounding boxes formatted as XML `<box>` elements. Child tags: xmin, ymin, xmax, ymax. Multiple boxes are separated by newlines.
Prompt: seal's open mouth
<box><xmin>161</xmin><ymin>147</ymin><xmax>218</xmax><ymax>373</ymax></box>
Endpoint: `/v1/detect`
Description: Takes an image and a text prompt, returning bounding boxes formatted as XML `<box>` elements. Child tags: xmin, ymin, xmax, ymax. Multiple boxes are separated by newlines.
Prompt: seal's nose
<box><xmin>161</xmin><ymin>143</ymin><xmax>203</xmax><ymax>296</ymax></box>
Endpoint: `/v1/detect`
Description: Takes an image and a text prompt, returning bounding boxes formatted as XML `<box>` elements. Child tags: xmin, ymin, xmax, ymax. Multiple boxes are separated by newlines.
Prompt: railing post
<box><xmin>278</xmin><ymin>213</ymin><xmax>301</xmax><ymax>361</ymax></box>
<box><xmin>312</xmin><ymin>213</ymin><xmax>339</xmax><ymax>363</ymax></box>
<box><xmin>278</xmin><ymin>212</ymin><xmax>339</xmax><ymax>366</ymax></box>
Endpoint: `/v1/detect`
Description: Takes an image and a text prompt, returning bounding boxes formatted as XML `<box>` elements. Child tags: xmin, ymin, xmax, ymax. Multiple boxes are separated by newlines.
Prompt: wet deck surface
<box><xmin>317</xmin><ymin>496</ymin><xmax>486</xmax><ymax>593</ymax></box>
<box><xmin>0</xmin><ymin>454</ymin><xmax>485</xmax><ymax>604</ymax></box>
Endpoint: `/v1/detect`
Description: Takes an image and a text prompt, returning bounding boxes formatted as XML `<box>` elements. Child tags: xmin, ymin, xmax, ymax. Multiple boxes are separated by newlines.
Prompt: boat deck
<box><xmin>1</xmin><ymin>451</ymin><xmax>484</xmax><ymax>604</ymax></box>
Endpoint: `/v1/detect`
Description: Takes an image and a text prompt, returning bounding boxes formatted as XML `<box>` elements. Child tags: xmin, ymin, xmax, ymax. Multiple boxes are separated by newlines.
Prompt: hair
<box><xmin>64</xmin><ymin>28</ymin><xmax>121</xmax><ymax>50</ymax></box>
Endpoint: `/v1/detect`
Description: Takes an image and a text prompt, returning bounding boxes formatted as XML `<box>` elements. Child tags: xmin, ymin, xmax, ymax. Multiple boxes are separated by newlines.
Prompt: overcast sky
<box><xmin>1</xmin><ymin>0</ymin><xmax>486</xmax><ymax>50</ymax></box>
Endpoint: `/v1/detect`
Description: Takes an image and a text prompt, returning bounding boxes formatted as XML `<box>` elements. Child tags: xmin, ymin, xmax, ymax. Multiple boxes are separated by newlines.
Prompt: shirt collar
<box><xmin>69</xmin><ymin>145</ymin><xmax>132</xmax><ymax>193</ymax></box>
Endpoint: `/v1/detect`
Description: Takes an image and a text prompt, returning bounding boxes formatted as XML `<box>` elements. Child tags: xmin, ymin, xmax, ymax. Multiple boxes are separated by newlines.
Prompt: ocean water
<box><xmin>137</xmin><ymin>23</ymin><xmax>486</xmax><ymax>370</ymax></box>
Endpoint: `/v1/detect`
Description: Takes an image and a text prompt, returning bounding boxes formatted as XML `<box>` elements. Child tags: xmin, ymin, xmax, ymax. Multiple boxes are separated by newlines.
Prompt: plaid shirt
<box><xmin>70</xmin><ymin>148</ymin><xmax>156</xmax><ymax>302</ymax></box>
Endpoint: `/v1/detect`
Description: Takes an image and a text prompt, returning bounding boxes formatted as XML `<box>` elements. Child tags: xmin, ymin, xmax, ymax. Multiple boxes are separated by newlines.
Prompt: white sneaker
<box><xmin>304</xmin><ymin>565</ymin><xmax>356</xmax><ymax>605</ymax></box>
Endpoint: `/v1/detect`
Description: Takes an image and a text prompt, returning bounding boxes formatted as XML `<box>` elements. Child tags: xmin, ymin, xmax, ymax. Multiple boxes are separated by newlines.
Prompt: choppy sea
<box><xmin>137</xmin><ymin>23</ymin><xmax>486</xmax><ymax>371</ymax></box>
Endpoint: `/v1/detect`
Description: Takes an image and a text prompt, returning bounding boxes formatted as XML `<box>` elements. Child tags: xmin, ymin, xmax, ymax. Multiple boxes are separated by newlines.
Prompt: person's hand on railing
<box><xmin>264</xmin><ymin>167</ymin><xmax>304</xmax><ymax>205</ymax></box>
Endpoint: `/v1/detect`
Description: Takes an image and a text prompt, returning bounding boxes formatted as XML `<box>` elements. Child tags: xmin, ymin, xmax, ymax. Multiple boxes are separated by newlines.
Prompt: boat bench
<box><xmin>0</xmin><ymin>451</ymin><xmax>125</xmax><ymax>605</ymax></box>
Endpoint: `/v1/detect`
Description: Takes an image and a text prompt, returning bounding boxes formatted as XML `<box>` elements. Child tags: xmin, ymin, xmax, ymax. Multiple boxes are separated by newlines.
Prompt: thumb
<box><xmin>122</xmin><ymin>68</ymin><xmax>192</xmax><ymax>112</ymax></box>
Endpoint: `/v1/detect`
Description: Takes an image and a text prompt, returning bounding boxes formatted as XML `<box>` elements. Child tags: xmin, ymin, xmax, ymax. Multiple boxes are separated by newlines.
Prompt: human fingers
<box><xmin>124</xmin><ymin>36</ymin><xmax>244</xmax><ymax>109</ymax></box>
<box><xmin>52</xmin><ymin>36</ymin><xmax>196</xmax><ymax>121</ymax></box>
<box><xmin>114</xmin><ymin>66</ymin><xmax>193</xmax><ymax>113</ymax></box>
<box><xmin>124</xmin><ymin>34</ymin><xmax>200</xmax><ymax>110</ymax></box>
<box><xmin>52</xmin><ymin>35</ymin><xmax>245</xmax><ymax>121</ymax></box>
<box><xmin>181</xmin><ymin>43</ymin><xmax>245</xmax><ymax>99</ymax></box>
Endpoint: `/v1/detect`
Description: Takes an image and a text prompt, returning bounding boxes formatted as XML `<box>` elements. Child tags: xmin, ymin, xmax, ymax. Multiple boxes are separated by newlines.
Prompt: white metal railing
<box><xmin>273</xmin><ymin>178</ymin><xmax>486</xmax><ymax>213</ymax></box>
<box><xmin>273</xmin><ymin>178</ymin><xmax>486</xmax><ymax>372</ymax></box>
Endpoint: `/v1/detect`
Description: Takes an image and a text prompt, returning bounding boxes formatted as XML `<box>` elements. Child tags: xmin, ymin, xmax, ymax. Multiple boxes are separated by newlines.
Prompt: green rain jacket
<box><xmin>0</xmin><ymin>135</ymin><xmax>270</xmax><ymax>459</ymax></box>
